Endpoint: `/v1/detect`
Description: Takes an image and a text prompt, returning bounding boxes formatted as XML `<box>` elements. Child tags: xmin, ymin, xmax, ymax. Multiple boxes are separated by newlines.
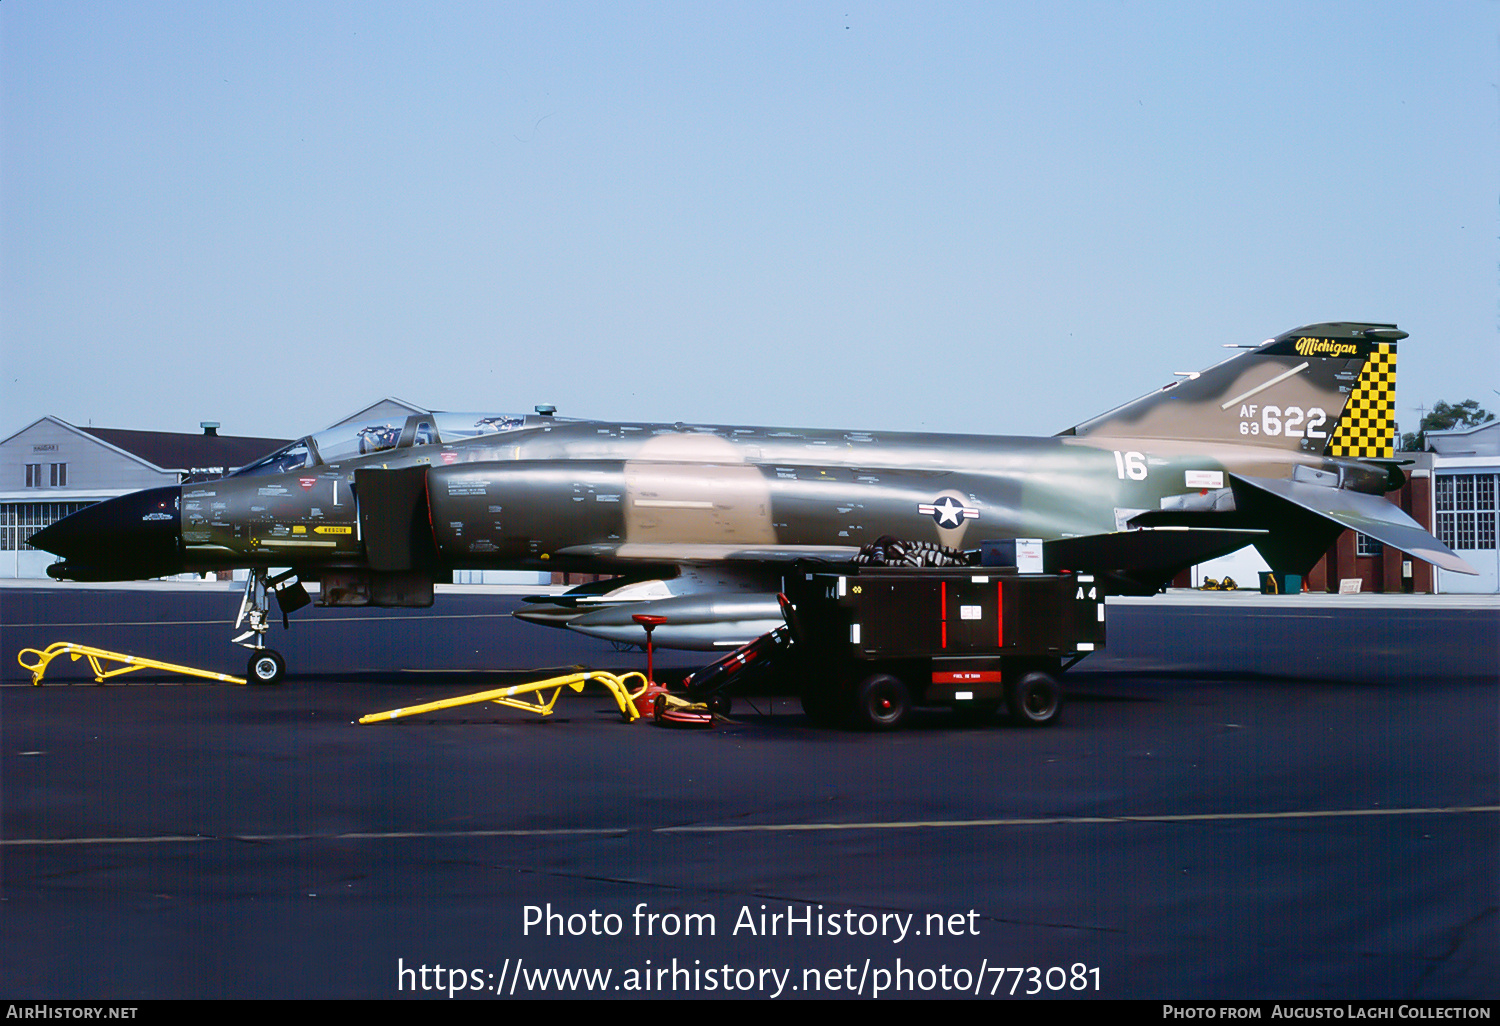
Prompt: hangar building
<box><xmin>1426</xmin><ymin>420</ymin><xmax>1500</xmax><ymax>594</ymax></box>
<box><xmin>1</xmin><ymin>416</ymin><xmax>287</xmax><ymax>579</ymax></box>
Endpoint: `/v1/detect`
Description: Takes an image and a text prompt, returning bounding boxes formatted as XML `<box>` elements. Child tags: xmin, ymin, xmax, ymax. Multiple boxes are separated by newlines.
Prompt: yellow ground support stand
<box><xmin>358</xmin><ymin>670</ymin><xmax>651</xmax><ymax>724</ymax></box>
<box><xmin>17</xmin><ymin>642</ymin><xmax>247</xmax><ymax>686</ymax></box>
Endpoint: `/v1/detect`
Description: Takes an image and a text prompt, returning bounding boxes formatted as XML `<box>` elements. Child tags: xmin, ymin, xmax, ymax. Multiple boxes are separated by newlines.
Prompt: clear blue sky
<box><xmin>3</xmin><ymin>1</ymin><xmax>1496</xmax><ymax>440</ymax></box>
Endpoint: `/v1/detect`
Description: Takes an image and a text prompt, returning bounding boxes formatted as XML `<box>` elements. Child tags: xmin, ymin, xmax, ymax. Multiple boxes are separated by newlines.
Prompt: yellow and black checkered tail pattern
<box><xmin>1328</xmin><ymin>343</ymin><xmax>1396</xmax><ymax>458</ymax></box>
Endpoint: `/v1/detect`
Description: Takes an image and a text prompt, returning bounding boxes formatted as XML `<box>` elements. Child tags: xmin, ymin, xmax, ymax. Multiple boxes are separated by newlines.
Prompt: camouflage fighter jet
<box><xmin>29</xmin><ymin>322</ymin><xmax>1475</xmax><ymax>682</ymax></box>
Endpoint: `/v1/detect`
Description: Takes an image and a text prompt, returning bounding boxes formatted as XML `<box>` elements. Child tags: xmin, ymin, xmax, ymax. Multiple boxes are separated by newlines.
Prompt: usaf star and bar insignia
<box><xmin>917</xmin><ymin>496</ymin><xmax>980</xmax><ymax>528</ymax></box>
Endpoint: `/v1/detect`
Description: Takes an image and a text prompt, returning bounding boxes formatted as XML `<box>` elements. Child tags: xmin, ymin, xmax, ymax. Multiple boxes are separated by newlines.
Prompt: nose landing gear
<box><xmin>232</xmin><ymin>570</ymin><xmax>307</xmax><ymax>685</ymax></box>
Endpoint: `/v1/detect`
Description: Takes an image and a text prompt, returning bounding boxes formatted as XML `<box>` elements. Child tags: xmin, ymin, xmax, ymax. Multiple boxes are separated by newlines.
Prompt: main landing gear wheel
<box><xmin>1005</xmin><ymin>671</ymin><xmax>1061</xmax><ymax>727</ymax></box>
<box><xmin>247</xmin><ymin>649</ymin><xmax>286</xmax><ymax>686</ymax></box>
<box><xmin>852</xmin><ymin>673</ymin><xmax>911</xmax><ymax>731</ymax></box>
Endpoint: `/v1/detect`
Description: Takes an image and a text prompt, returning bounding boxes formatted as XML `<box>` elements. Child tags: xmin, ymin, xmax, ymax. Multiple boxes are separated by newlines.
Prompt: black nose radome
<box><xmin>30</xmin><ymin>485</ymin><xmax>184</xmax><ymax>580</ymax></box>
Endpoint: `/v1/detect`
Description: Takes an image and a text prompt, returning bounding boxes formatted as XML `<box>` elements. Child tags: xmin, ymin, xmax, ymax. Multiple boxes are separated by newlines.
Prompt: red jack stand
<box><xmin>631</xmin><ymin>614</ymin><xmax>670</xmax><ymax>718</ymax></box>
<box><xmin>630</xmin><ymin>613</ymin><xmax>714</xmax><ymax>727</ymax></box>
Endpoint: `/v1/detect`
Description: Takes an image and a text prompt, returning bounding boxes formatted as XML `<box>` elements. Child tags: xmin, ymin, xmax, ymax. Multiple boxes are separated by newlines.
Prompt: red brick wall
<box><xmin>1307</xmin><ymin>471</ymin><xmax>1433</xmax><ymax>593</ymax></box>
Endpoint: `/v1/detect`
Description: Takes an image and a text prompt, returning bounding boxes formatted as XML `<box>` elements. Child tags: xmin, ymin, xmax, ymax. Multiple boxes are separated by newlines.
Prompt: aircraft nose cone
<box><xmin>31</xmin><ymin>485</ymin><xmax>184</xmax><ymax>578</ymax></box>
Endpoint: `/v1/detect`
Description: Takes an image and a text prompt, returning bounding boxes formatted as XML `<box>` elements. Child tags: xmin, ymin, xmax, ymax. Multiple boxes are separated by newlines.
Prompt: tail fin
<box><xmin>1062</xmin><ymin>322</ymin><xmax>1406</xmax><ymax>458</ymax></box>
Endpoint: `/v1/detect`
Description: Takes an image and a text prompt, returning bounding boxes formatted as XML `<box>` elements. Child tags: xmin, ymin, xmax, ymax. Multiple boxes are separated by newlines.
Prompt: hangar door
<box><xmin>1434</xmin><ymin>472</ymin><xmax>1499</xmax><ymax>593</ymax></box>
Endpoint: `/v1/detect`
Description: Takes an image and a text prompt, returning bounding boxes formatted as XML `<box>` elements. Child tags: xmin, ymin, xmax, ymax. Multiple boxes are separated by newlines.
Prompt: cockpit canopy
<box><xmin>231</xmin><ymin>412</ymin><xmax>535</xmax><ymax>477</ymax></box>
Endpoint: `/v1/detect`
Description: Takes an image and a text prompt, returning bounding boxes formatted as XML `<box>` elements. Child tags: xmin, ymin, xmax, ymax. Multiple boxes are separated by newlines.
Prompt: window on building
<box><xmin>50</xmin><ymin>463</ymin><xmax>66</xmax><ymax>486</ymax></box>
<box><xmin>1436</xmin><ymin>475</ymin><xmax>1453</xmax><ymax>547</ymax></box>
<box><xmin>1477</xmin><ymin>475</ymin><xmax>1496</xmax><ymax>511</ymax></box>
<box><xmin>1355</xmin><ymin>533</ymin><xmax>1382</xmax><ymax>557</ymax></box>
<box><xmin>1436</xmin><ymin>473</ymin><xmax>1498</xmax><ymax>551</ymax></box>
<box><xmin>1476</xmin><ymin>474</ymin><xmax>1497</xmax><ymax>550</ymax></box>
<box><xmin>24</xmin><ymin>464</ymin><xmax>40</xmax><ymax>487</ymax></box>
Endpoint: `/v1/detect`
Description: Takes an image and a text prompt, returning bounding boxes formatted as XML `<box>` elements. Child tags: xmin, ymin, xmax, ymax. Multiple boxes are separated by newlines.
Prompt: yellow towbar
<box><xmin>17</xmin><ymin>642</ymin><xmax>247</xmax><ymax>686</ymax></box>
<box><xmin>359</xmin><ymin>670</ymin><xmax>651</xmax><ymax>724</ymax></box>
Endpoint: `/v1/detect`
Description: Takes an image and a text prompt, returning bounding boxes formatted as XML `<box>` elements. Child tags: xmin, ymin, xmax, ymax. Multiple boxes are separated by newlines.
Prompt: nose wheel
<box><xmin>247</xmin><ymin>649</ymin><xmax>287</xmax><ymax>685</ymax></box>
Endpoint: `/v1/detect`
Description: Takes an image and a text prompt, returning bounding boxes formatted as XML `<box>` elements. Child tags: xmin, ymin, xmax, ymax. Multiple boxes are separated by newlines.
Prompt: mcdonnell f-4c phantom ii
<box><xmin>30</xmin><ymin>322</ymin><xmax>1476</xmax><ymax>684</ymax></box>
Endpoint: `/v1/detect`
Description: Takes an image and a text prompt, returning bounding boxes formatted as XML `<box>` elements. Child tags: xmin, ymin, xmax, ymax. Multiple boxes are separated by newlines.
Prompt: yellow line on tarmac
<box><xmin>238</xmin><ymin>828</ymin><xmax>628</xmax><ymax>841</ymax></box>
<box><xmin>2</xmin><ymin>835</ymin><xmax>212</xmax><ymax>846</ymax></box>
<box><xmin>657</xmin><ymin>805</ymin><xmax>1500</xmax><ymax>833</ymax></box>
<box><xmin>2</xmin><ymin>806</ymin><xmax>1496</xmax><ymax>847</ymax></box>
<box><xmin>4</xmin><ymin>614</ymin><xmax>514</xmax><ymax>628</ymax></box>
<box><xmin>0</xmin><ymin>827</ymin><xmax>627</xmax><ymax>847</ymax></box>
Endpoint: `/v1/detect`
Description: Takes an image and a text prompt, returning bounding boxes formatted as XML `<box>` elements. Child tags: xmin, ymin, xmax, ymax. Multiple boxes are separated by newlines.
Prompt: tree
<box><xmin>1400</xmin><ymin>399</ymin><xmax>1495</xmax><ymax>451</ymax></box>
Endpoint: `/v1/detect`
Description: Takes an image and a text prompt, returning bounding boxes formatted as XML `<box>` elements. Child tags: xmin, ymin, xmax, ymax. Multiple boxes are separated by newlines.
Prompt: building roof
<box><xmin>1427</xmin><ymin>420</ymin><xmax>1500</xmax><ymax>458</ymax></box>
<box><xmin>324</xmin><ymin>397</ymin><xmax>428</xmax><ymax>433</ymax></box>
<box><xmin>78</xmin><ymin>426</ymin><xmax>290</xmax><ymax>473</ymax></box>
<box><xmin>3</xmin><ymin>400</ymin><xmax>437</xmax><ymax>477</ymax></box>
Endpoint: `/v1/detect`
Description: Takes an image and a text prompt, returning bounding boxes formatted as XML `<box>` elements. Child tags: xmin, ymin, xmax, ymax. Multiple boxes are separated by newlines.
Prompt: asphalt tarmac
<box><xmin>0</xmin><ymin>584</ymin><xmax>1496</xmax><ymax>1000</ymax></box>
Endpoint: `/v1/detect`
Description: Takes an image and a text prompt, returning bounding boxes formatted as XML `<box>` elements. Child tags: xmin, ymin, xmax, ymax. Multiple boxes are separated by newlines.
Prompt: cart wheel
<box><xmin>800</xmin><ymin>685</ymin><xmax>842</xmax><ymax>728</ymax></box>
<box><xmin>1005</xmin><ymin>671</ymin><xmax>1061</xmax><ymax>727</ymax></box>
<box><xmin>247</xmin><ymin>649</ymin><xmax>286</xmax><ymax>686</ymax></box>
<box><xmin>852</xmin><ymin>673</ymin><xmax>911</xmax><ymax>731</ymax></box>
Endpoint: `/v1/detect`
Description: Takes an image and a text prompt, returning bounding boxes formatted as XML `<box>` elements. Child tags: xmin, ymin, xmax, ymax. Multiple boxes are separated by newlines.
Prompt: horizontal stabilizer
<box><xmin>1045</xmin><ymin>527</ymin><xmax>1266</xmax><ymax>584</ymax></box>
<box><xmin>1232</xmin><ymin>475</ymin><xmax>1476</xmax><ymax>575</ymax></box>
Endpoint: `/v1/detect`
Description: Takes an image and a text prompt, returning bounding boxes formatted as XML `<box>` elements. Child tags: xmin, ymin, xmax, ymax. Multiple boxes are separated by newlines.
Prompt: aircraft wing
<box><xmin>1230</xmin><ymin>475</ymin><xmax>1476</xmax><ymax>576</ymax></box>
